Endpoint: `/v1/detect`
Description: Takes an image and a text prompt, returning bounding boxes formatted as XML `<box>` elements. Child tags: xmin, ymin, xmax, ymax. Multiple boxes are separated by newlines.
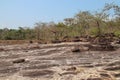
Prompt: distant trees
<box><xmin>0</xmin><ymin>27</ymin><xmax>35</xmax><ymax>40</ymax></box>
<box><xmin>0</xmin><ymin>3</ymin><xmax>120</xmax><ymax>41</ymax></box>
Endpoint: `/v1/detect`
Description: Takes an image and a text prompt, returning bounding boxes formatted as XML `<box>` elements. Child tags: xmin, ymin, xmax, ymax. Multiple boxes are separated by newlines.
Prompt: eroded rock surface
<box><xmin>0</xmin><ymin>42</ymin><xmax>120</xmax><ymax>80</ymax></box>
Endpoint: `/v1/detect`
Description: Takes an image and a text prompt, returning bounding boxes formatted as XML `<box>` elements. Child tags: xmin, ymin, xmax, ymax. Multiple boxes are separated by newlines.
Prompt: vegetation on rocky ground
<box><xmin>0</xmin><ymin>3</ymin><xmax>120</xmax><ymax>44</ymax></box>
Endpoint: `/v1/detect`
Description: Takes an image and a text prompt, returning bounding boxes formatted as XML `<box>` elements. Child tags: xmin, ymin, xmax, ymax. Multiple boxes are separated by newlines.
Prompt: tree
<box><xmin>64</xmin><ymin>18</ymin><xmax>74</xmax><ymax>26</ymax></box>
<box><xmin>34</xmin><ymin>22</ymin><xmax>46</xmax><ymax>40</ymax></box>
<box><xmin>74</xmin><ymin>11</ymin><xmax>93</xmax><ymax>36</ymax></box>
<box><xmin>93</xmin><ymin>11</ymin><xmax>109</xmax><ymax>36</ymax></box>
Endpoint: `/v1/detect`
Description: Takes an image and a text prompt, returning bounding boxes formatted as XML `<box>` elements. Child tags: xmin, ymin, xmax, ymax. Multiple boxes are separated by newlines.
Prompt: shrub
<box><xmin>114</xmin><ymin>31</ymin><xmax>120</xmax><ymax>38</ymax></box>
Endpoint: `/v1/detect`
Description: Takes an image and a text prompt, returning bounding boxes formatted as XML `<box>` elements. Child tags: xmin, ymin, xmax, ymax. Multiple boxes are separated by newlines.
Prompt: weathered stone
<box><xmin>22</xmin><ymin>70</ymin><xmax>54</xmax><ymax>77</ymax></box>
<box><xmin>104</xmin><ymin>65</ymin><xmax>120</xmax><ymax>71</ymax></box>
<box><xmin>72</xmin><ymin>48</ymin><xmax>80</xmax><ymax>52</ymax></box>
<box><xmin>100</xmin><ymin>73</ymin><xmax>111</xmax><ymax>78</ymax></box>
<box><xmin>29</xmin><ymin>40</ymin><xmax>33</xmax><ymax>43</ymax></box>
<box><xmin>114</xmin><ymin>73</ymin><xmax>120</xmax><ymax>77</ymax></box>
<box><xmin>59</xmin><ymin>71</ymin><xmax>77</xmax><ymax>76</ymax></box>
<box><xmin>12</xmin><ymin>59</ymin><xmax>25</xmax><ymax>63</ymax></box>
<box><xmin>116</xmin><ymin>40</ymin><xmax>120</xmax><ymax>44</ymax></box>
<box><xmin>0</xmin><ymin>48</ymin><xmax>4</xmax><ymax>51</ymax></box>
<box><xmin>0</xmin><ymin>42</ymin><xmax>119</xmax><ymax>80</ymax></box>
<box><xmin>87</xmin><ymin>78</ymin><xmax>102</xmax><ymax>80</ymax></box>
<box><xmin>66</xmin><ymin>67</ymin><xmax>77</xmax><ymax>71</ymax></box>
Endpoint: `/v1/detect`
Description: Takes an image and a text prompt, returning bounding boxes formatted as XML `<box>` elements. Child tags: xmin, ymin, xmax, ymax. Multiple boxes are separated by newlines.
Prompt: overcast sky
<box><xmin>0</xmin><ymin>0</ymin><xmax>119</xmax><ymax>29</ymax></box>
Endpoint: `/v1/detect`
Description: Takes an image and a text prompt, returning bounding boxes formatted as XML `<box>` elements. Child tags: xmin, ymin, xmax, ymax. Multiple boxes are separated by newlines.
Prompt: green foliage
<box><xmin>88</xmin><ymin>27</ymin><xmax>99</xmax><ymax>36</ymax></box>
<box><xmin>114</xmin><ymin>31</ymin><xmax>120</xmax><ymax>37</ymax></box>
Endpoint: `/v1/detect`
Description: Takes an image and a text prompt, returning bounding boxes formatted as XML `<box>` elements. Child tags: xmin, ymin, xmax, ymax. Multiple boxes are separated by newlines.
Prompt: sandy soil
<box><xmin>0</xmin><ymin>42</ymin><xmax>120</xmax><ymax>80</ymax></box>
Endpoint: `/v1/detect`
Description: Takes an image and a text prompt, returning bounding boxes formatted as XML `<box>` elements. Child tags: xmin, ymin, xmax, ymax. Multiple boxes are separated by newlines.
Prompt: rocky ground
<box><xmin>0</xmin><ymin>42</ymin><xmax>120</xmax><ymax>80</ymax></box>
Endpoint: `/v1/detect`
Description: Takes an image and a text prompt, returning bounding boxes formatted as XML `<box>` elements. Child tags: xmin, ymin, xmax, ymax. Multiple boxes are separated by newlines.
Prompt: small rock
<box><xmin>12</xmin><ymin>59</ymin><xmax>25</xmax><ymax>63</ymax></box>
<box><xmin>29</xmin><ymin>40</ymin><xmax>33</xmax><ymax>43</ymax></box>
<box><xmin>71</xmin><ymin>45</ymin><xmax>81</xmax><ymax>52</ymax></box>
<box><xmin>72</xmin><ymin>48</ymin><xmax>80</xmax><ymax>52</ymax></box>
<box><xmin>0</xmin><ymin>48</ymin><xmax>4</xmax><ymax>51</ymax></box>
<box><xmin>66</xmin><ymin>67</ymin><xmax>77</xmax><ymax>71</ymax></box>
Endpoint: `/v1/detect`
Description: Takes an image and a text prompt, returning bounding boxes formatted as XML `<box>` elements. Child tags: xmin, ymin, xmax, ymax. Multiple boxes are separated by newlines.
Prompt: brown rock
<box><xmin>72</xmin><ymin>48</ymin><xmax>80</xmax><ymax>52</ymax></box>
<box><xmin>0</xmin><ymin>48</ymin><xmax>4</xmax><ymax>51</ymax></box>
<box><xmin>66</xmin><ymin>67</ymin><xmax>77</xmax><ymax>71</ymax></box>
<box><xmin>12</xmin><ymin>59</ymin><xmax>25</xmax><ymax>63</ymax></box>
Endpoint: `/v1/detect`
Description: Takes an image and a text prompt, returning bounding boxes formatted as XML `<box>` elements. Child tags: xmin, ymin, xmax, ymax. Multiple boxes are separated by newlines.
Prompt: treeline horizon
<box><xmin>0</xmin><ymin>3</ymin><xmax>120</xmax><ymax>42</ymax></box>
